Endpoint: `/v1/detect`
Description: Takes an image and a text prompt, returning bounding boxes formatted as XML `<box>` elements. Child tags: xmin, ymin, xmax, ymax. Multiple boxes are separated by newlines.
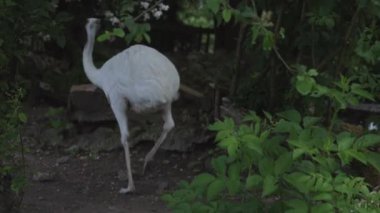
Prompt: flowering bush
<box><xmin>97</xmin><ymin>0</ymin><xmax>170</xmax><ymax>44</ymax></box>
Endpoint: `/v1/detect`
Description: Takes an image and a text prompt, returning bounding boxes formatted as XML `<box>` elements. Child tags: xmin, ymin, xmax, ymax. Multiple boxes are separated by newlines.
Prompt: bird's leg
<box><xmin>143</xmin><ymin>103</ymin><xmax>174</xmax><ymax>174</ymax></box>
<box><xmin>110</xmin><ymin>98</ymin><xmax>135</xmax><ymax>193</ymax></box>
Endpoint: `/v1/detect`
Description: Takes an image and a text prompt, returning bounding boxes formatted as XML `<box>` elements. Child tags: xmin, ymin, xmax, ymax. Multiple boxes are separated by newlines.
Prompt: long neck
<box><xmin>83</xmin><ymin>31</ymin><xmax>103</xmax><ymax>88</ymax></box>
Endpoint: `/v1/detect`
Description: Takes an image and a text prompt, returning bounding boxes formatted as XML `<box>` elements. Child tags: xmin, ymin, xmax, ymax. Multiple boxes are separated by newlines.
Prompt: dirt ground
<box><xmin>20</xmin><ymin>106</ymin><xmax>212</xmax><ymax>213</ymax></box>
<box><xmin>20</xmin><ymin>140</ymin><xmax>210</xmax><ymax>213</ymax></box>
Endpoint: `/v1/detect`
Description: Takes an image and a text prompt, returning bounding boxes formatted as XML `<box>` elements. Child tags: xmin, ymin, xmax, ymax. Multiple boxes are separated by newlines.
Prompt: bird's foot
<box><xmin>119</xmin><ymin>185</ymin><xmax>135</xmax><ymax>194</ymax></box>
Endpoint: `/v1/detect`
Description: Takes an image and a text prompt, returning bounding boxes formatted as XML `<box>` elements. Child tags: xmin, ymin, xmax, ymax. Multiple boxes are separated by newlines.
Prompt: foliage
<box><xmin>97</xmin><ymin>0</ymin><xmax>170</xmax><ymax>44</ymax></box>
<box><xmin>0</xmin><ymin>86</ymin><xmax>27</xmax><ymax>194</ymax></box>
<box><xmin>163</xmin><ymin>49</ymin><xmax>380</xmax><ymax>212</ymax></box>
<box><xmin>163</xmin><ymin>109</ymin><xmax>380</xmax><ymax>212</ymax></box>
<box><xmin>189</xmin><ymin>0</ymin><xmax>380</xmax><ymax>109</ymax></box>
<box><xmin>45</xmin><ymin>107</ymin><xmax>72</xmax><ymax>131</ymax></box>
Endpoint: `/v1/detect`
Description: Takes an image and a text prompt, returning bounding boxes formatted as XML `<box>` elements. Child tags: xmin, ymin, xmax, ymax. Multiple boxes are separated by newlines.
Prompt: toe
<box><xmin>119</xmin><ymin>186</ymin><xmax>135</xmax><ymax>194</ymax></box>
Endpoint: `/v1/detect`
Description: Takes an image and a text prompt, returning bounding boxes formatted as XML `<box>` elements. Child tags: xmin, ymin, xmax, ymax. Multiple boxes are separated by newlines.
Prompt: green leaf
<box><xmin>351</xmin><ymin>83</ymin><xmax>375</xmax><ymax>101</ymax></box>
<box><xmin>275</xmin><ymin>152</ymin><xmax>293</xmax><ymax>175</ymax></box>
<box><xmin>366</xmin><ymin>152</ymin><xmax>380</xmax><ymax>173</ymax></box>
<box><xmin>277</xmin><ymin>109</ymin><xmax>302</xmax><ymax>123</ymax></box>
<box><xmin>226</xmin><ymin>179</ymin><xmax>241</xmax><ymax>196</ymax></box>
<box><xmin>354</xmin><ymin>134</ymin><xmax>380</xmax><ymax>149</ymax></box>
<box><xmin>307</xmin><ymin>69</ymin><xmax>318</xmax><ymax>76</ymax></box>
<box><xmin>211</xmin><ymin>156</ymin><xmax>227</xmax><ymax>176</ymax></box>
<box><xmin>112</xmin><ymin>28</ymin><xmax>125</xmax><ymax>37</ymax></box>
<box><xmin>296</xmin><ymin>76</ymin><xmax>314</xmax><ymax>95</ymax></box>
<box><xmin>262</xmin><ymin>31</ymin><xmax>274</xmax><ymax>51</ymax></box>
<box><xmin>175</xmin><ymin>203</ymin><xmax>192</xmax><ymax>213</ymax></box>
<box><xmin>143</xmin><ymin>33</ymin><xmax>151</xmax><ymax>43</ymax></box>
<box><xmin>346</xmin><ymin>150</ymin><xmax>368</xmax><ymax>164</ymax></box>
<box><xmin>219</xmin><ymin>135</ymin><xmax>238</xmax><ymax>149</ymax></box>
<box><xmin>191</xmin><ymin>202</ymin><xmax>213</xmax><ymax>212</ymax></box>
<box><xmin>228</xmin><ymin>162</ymin><xmax>241</xmax><ymax>180</ymax></box>
<box><xmin>312</xmin><ymin>193</ymin><xmax>333</xmax><ymax>201</ymax></box>
<box><xmin>207</xmin><ymin>0</ymin><xmax>220</xmax><ymax>14</ymax></box>
<box><xmin>336</xmin><ymin>132</ymin><xmax>354</xmax><ymax>151</ymax></box>
<box><xmin>246</xmin><ymin>175</ymin><xmax>262</xmax><ymax>190</ymax></box>
<box><xmin>303</xmin><ymin>116</ymin><xmax>320</xmax><ymax>128</ymax></box>
<box><xmin>251</xmin><ymin>25</ymin><xmax>261</xmax><ymax>45</ymax></box>
<box><xmin>242</xmin><ymin>134</ymin><xmax>263</xmax><ymax>155</ymax></box>
<box><xmin>161</xmin><ymin>194</ymin><xmax>174</xmax><ymax>203</ymax></box>
<box><xmin>285</xmin><ymin>172</ymin><xmax>312</xmax><ymax>194</ymax></box>
<box><xmin>216</xmin><ymin>130</ymin><xmax>232</xmax><ymax>141</ymax></box>
<box><xmin>97</xmin><ymin>32</ymin><xmax>110</xmax><ymax>42</ymax></box>
<box><xmin>262</xmin><ymin>175</ymin><xmax>278</xmax><ymax>197</ymax></box>
<box><xmin>191</xmin><ymin>173</ymin><xmax>215</xmax><ymax>188</ymax></box>
<box><xmin>310</xmin><ymin>203</ymin><xmax>334</xmax><ymax>213</ymax></box>
<box><xmin>18</xmin><ymin>112</ymin><xmax>27</xmax><ymax>123</ymax></box>
<box><xmin>207</xmin><ymin>179</ymin><xmax>225</xmax><ymax>201</ymax></box>
<box><xmin>209</xmin><ymin>118</ymin><xmax>235</xmax><ymax>131</ymax></box>
<box><xmin>259</xmin><ymin>158</ymin><xmax>274</xmax><ymax>176</ymax></box>
<box><xmin>285</xmin><ymin>199</ymin><xmax>308</xmax><ymax>213</ymax></box>
<box><xmin>274</xmin><ymin>120</ymin><xmax>300</xmax><ymax>133</ymax></box>
<box><xmin>222</xmin><ymin>9</ymin><xmax>232</xmax><ymax>22</ymax></box>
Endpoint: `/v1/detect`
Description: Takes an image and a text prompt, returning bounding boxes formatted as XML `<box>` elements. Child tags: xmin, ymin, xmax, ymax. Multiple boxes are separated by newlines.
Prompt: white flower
<box><xmin>159</xmin><ymin>3</ymin><xmax>169</xmax><ymax>11</ymax></box>
<box><xmin>104</xmin><ymin>10</ymin><xmax>114</xmax><ymax>18</ymax></box>
<box><xmin>140</xmin><ymin>1</ymin><xmax>149</xmax><ymax>9</ymax></box>
<box><xmin>153</xmin><ymin>10</ymin><xmax>162</xmax><ymax>19</ymax></box>
<box><xmin>143</xmin><ymin>12</ymin><xmax>150</xmax><ymax>21</ymax></box>
<box><xmin>110</xmin><ymin>17</ymin><xmax>120</xmax><ymax>25</ymax></box>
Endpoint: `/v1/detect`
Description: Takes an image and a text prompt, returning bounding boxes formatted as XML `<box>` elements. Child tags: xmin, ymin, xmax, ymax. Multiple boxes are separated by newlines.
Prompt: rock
<box><xmin>74</xmin><ymin>127</ymin><xmax>121</xmax><ymax>153</ymax></box>
<box><xmin>65</xmin><ymin>144</ymin><xmax>80</xmax><ymax>155</ymax></box>
<box><xmin>40</xmin><ymin>128</ymin><xmax>63</xmax><ymax>146</ymax></box>
<box><xmin>32</xmin><ymin>171</ymin><xmax>56</xmax><ymax>182</ymax></box>
<box><xmin>56</xmin><ymin>156</ymin><xmax>70</xmax><ymax>165</ymax></box>
<box><xmin>68</xmin><ymin>84</ymin><xmax>115</xmax><ymax>122</ymax></box>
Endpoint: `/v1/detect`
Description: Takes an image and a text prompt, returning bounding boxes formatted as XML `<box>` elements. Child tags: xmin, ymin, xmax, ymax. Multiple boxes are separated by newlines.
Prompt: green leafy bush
<box><xmin>163</xmin><ymin>69</ymin><xmax>380</xmax><ymax>212</ymax></box>
<box><xmin>0</xmin><ymin>87</ymin><xmax>27</xmax><ymax>211</ymax></box>
<box><xmin>163</xmin><ymin>109</ymin><xmax>380</xmax><ymax>212</ymax></box>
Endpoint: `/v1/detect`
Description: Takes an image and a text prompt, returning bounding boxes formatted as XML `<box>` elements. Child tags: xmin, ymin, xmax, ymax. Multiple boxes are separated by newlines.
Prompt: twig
<box><xmin>273</xmin><ymin>45</ymin><xmax>295</xmax><ymax>73</ymax></box>
<box><xmin>336</xmin><ymin>6</ymin><xmax>361</xmax><ymax>75</ymax></box>
<box><xmin>229</xmin><ymin>23</ymin><xmax>247</xmax><ymax>96</ymax></box>
<box><xmin>296</xmin><ymin>1</ymin><xmax>307</xmax><ymax>64</ymax></box>
<box><xmin>133</xmin><ymin>0</ymin><xmax>163</xmax><ymax>22</ymax></box>
<box><xmin>180</xmin><ymin>84</ymin><xmax>204</xmax><ymax>98</ymax></box>
<box><xmin>311</xmin><ymin>25</ymin><xmax>316</xmax><ymax>67</ymax></box>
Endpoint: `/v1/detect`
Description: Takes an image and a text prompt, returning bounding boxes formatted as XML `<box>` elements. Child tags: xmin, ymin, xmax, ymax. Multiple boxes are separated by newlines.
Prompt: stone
<box><xmin>68</xmin><ymin>84</ymin><xmax>114</xmax><ymax>122</ymax></box>
<box><xmin>74</xmin><ymin>127</ymin><xmax>121</xmax><ymax>153</ymax></box>
<box><xmin>32</xmin><ymin>171</ymin><xmax>56</xmax><ymax>182</ymax></box>
<box><xmin>40</xmin><ymin>128</ymin><xmax>63</xmax><ymax>146</ymax></box>
<box><xmin>56</xmin><ymin>156</ymin><xmax>70</xmax><ymax>165</ymax></box>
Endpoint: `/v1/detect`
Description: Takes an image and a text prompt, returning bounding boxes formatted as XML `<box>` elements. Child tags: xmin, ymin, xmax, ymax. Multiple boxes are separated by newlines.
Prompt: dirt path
<box><xmin>20</xmin><ymin>140</ymin><xmax>207</xmax><ymax>213</ymax></box>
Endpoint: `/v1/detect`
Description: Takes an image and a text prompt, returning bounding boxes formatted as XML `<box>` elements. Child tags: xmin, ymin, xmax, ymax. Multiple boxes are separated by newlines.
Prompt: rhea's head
<box><xmin>85</xmin><ymin>18</ymin><xmax>100</xmax><ymax>36</ymax></box>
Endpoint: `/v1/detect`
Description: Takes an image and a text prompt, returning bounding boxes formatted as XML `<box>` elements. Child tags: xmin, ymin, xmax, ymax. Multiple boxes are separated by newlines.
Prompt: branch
<box><xmin>336</xmin><ymin>6</ymin><xmax>361</xmax><ymax>75</ymax></box>
<box><xmin>273</xmin><ymin>45</ymin><xmax>295</xmax><ymax>73</ymax></box>
<box><xmin>133</xmin><ymin>0</ymin><xmax>163</xmax><ymax>22</ymax></box>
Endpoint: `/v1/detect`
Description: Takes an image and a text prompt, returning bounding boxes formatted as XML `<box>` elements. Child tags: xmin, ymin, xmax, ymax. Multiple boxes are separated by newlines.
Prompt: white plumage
<box><xmin>82</xmin><ymin>18</ymin><xmax>180</xmax><ymax>193</ymax></box>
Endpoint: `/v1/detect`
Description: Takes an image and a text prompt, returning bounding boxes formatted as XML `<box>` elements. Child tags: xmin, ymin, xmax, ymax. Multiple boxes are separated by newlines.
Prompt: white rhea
<box><xmin>83</xmin><ymin>18</ymin><xmax>180</xmax><ymax>193</ymax></box>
